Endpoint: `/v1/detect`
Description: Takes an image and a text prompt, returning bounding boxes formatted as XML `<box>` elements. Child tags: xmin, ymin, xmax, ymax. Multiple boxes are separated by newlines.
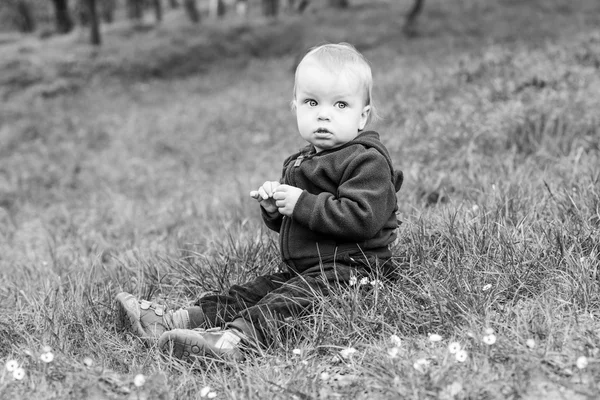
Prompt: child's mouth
<box><xmin>315</xmin><ymin>128</ymin><xmax>331</xmax><ymax>134</ymax></box>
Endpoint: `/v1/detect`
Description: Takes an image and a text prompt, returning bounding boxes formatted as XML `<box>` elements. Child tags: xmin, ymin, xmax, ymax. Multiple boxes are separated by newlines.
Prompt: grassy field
<box><xmin>1</xmin><ymin>0</ymin><xmax>600</xmax><ymax>398</ymax></box>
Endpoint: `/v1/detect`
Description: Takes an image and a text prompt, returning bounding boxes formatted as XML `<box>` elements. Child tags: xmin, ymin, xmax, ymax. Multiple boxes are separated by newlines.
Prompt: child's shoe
<box><xmin>158</xmin><ymin>327</ymin><xmax>248</xmax><ymax>361</ymax></box>
<box><xmin>115</xmin><ymin>292</ymin><xmax>174</xmax><ymax>343</ymax></box>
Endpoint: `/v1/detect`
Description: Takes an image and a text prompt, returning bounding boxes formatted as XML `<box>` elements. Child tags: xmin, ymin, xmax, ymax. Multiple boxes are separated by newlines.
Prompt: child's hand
<box><xmin>272</xmin><ymin>185</ymin><xmax>303</xmax><ymax>217</ymax></box>
<box><xmin>250</xmin><ymin>181</ymin><xmax>280</xmax><ymax>215</ymax></box>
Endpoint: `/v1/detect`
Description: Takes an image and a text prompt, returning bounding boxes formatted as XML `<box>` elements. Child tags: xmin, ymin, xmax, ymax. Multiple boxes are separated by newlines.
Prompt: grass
<box><xmin>1</xmin><ymin>0</ymin><xmax>600</xmax><ymax>398</ymax></box>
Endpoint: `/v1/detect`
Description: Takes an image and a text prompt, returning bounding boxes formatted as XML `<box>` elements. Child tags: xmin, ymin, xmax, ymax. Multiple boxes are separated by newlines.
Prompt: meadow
<box><xmin>1</xmin><ymin>0</ymin><xmax>600</xmax><ymax>398</ymax></box>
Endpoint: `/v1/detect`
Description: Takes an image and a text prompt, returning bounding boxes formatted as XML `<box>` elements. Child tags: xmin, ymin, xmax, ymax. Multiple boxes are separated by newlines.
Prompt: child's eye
<box><xmin>305</xmin><ymin>99</ymin><xmax>317</xmax><ymax>107</ymax></box>
<box><xmin>336</xmin><ymin>102</ymin><xmax>348</xmax><ymax>109</ymax></box>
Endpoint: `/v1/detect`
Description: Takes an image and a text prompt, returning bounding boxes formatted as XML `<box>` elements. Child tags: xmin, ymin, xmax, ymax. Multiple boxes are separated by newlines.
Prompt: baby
<box><xmin>115</xmin><ymin>42</ymin><xmax>403</xmax><ymax>361</ymax></box>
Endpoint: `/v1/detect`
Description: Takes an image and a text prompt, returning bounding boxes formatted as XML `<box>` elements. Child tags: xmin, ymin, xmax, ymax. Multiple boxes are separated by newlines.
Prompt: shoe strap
<box><xmin>140</xmin><ymin>300</ymin><xmax>166</xmax><ymax>316</ymax></box>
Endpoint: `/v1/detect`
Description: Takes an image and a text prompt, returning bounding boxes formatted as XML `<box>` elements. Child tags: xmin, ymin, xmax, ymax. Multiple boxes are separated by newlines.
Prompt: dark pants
<box><xmin>190</xmin><ymin>262</ymin><xmax>373</xmax><ymax>345</ymax></box>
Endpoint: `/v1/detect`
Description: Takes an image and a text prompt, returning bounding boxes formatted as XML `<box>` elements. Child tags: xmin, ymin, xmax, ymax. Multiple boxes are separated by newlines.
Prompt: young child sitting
<box><xmin>115</xmin><ymin>42</ymin><xmax>403</xmax><ymax>361</ymax></box>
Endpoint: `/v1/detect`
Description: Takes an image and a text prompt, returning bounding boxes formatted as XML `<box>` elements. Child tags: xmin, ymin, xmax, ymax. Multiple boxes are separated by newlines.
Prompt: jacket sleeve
<box><xmin>261</xmin><ymin>209</ymin><xmax>283</xmax><ymax>232</ymax></box>
<box><xmin>291</xmin><ymin>149</ymin><xmax>397</xmax><ymax>241</ymax></box>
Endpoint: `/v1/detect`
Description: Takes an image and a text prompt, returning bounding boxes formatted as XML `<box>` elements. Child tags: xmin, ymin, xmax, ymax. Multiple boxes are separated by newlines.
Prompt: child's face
<box><xmin>293</xmin><ymin>60</ymin><xmax>371</xmax><ymax>153</ymax></box>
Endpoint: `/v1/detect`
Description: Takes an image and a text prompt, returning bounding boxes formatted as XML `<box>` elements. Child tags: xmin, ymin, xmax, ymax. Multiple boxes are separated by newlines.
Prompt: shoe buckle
<box><xmin>154</xmin><ymin>306</ymin><xmax>164</xmax><ymax>316</ymax></box>
<box><xmin>140</xmin><ymin>300</ymin><xmax>151</xmax><ymax>310</ymax></box>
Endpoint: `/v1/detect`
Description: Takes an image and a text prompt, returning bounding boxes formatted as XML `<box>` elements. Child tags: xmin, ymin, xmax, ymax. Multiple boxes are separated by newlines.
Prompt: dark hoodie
<box><xmin>262</xmin><ymin>131</ymin><xmax>403</xmax><ymax>273</ymax></box>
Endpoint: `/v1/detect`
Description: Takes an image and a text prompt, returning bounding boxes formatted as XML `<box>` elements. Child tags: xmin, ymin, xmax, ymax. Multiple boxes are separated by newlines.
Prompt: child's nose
<box><xmin>317</xmin><ymin>107</ymin><xmax>331</xmax><ymax>120</ymax></box>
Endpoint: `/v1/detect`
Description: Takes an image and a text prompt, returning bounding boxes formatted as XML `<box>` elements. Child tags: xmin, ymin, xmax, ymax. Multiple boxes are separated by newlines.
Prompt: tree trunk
<box><xmin>51</xmin><ymin>0</ymin><xmax>74</xmax><ymax>33</ymax></box>
<box><xmin>262</xmin><ymin>0</ymin><xmax>278</xmax><ymax>17</ymax></box>
<box><xmin>183</xmin><ymin>0</ymin><xmax>200</xmax><ymax>23</ymax></box>
<box><xmin>152</xmin><ymin>0</ymin><xmax>163</xmax><ymax>22</ymax></box>
<box><xmin>127</xmin><ymin>0</ymin><xmax>144</xmax><ymax>20</ymax></box>
<box><xmin>16</xmin><ymin>0</ymin><xmax>35</xmax><ymax>33</ymax></box>
<box><xmin>328</xmin><ymin>0</ymin><xmax>348</xmax><ymax>8</ymax></box>
<box><xmin>209</xmin><ymin>0</ymin><xmax>226</xmax><ymax>18</ymax></box>
<box><xmin>297</xmin><ymin>0</ymin><xmax>310</xmax><ymax>14</ymax></box>
<box><xmin>100</xmin><ymin>0</ymin><xmax>116</xmax><ymax>23</ymax></box>
<box><xmin>404</xmin><ymin>0</ymin><xmax>424</xmax><ymax>36</ymax></box>
<box><xmin>88</xmin><ymin>0</ymin><xmax>101</xmax><ymax>45</ymax></box>
<box><xmin>169</xmin><ymin>0</ymin><xmax>179</xmax><ymax>8</ymax></box>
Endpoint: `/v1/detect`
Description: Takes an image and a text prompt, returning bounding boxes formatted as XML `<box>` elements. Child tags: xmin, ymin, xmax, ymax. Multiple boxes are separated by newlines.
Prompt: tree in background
<box><xmin>15</xmin><ymin>0</ymin><xmax>35</xmax><ymax>32</ymax></box>
<box><xmin>328</xmin><ymin>0</ymin><xmax>348</xmax><ymax>8</ymax></box>
<box><xmin>51</xmin><ymin>0</ymin><xmax>74</xmax><ymax>33</ymax></box>
<box><xmin>127</xmin><ymin>0</ymin><xmax>144</xmax><ymax>20</ymax></box>
<box><xmin>183</xmin><ymin>0</ymin><xmax>200</xmax><ymax>23</ymax></box>
<box><xmin>209</xmin><ymin>0</ymin><xmax>225</xmax><ymax>18</ymax></box>
<box><xmin>100</xmin><ymin>0</ymin><xmax>116</xmax><ymax>23</ymax></box>
<box><xmin>152</xmin><ymin>0</ymin><xmax>163</xmax><ymax>22</ymax></box>
<box><xmin>87</xmin><ymin>0</ymin><xmax>100</xmax><ymax>45</ymax></box>
<box><xmin>404</xmin><ymin>0</ymin><xmax>425</xmax><ymax>36</ymax></box>
<box><xmin>262</xmin><ymin>0</ymin><xmax>278</xmax><ymax>17</ymax></box>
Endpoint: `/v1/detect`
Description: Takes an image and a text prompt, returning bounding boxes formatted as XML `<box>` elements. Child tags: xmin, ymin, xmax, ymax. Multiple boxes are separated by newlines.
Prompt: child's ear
<box><xmin>290</xmin><ymin>99</ymin><xmax>298</xmax><ymax>113</ymax></box>
<box><xmin>359</xmin><ymin>105</ymin><xmax>371</xmax><ymax>130</ymax></box>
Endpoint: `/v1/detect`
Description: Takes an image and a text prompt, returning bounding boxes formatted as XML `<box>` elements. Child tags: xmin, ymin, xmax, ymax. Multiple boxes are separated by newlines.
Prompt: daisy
<box><xmin>340</xmin><ymin>347</ymin><xmax>357</xmax><ymax>359</ymax></box>
<box><xmin>13</xmin><ymin>367</ymin><xmax>26</xmax><ymax>380</ymax></box>
<box><xmin>429</xmin><ymin>334</ymin><xmax>442</xmax><ymax>342</ymax></box>
<box><xmin>482</xmin><ymin>334</ymin><xmax>496</xmax><ymax>345</ymax></box>
<box><xmin>389</xmin><ymin>334</ymin><xmax>402</xmax><ymax>347</ymax></box>
<box><xmin>455</xmin><ymin>350</ymin><xmax>468</xmax><ymax>363</ymax></box>
<box><xmin>133</xmin><ymin>374</ymin><xmax>146</xmax><ymax>387</ymax></box>
<box><xmin>413</xmin><ymin>358</ymin><xmax>429</xmax><ymax>373</ymax></box>
<box><xmin>447</xmin><ymin>342</ymin><xmax>461</xmax><ymax>354</ymax></box>
<box><xmin>40</xmin><ymin>352</ymin><xmax>54</xmax><ymax>363</ymax></box>
<box><xmin>5</xmin><ymin>359</ymin><xmax>18</xmax><ymax>372</ymax></box>
<box><xmin>576</xmin><ymin>356</ymin><xmax>588</xmax><ymax>370</ymax></box>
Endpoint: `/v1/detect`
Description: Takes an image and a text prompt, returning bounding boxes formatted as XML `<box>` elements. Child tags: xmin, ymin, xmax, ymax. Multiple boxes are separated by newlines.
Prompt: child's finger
<box><xmin>250</xmin><ymin>190</ymin><xmax>260</xmax><ymax>199</ymax></box>
<box><xmin>258</xmin><ymin>187</ymin><xmax>269</xmax><ymax>200</ymax></box>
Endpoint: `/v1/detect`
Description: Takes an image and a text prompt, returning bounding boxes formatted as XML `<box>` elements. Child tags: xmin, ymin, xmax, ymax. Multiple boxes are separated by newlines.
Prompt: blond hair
<box><xmin>292</xmin><ymin>42</ymin><xmax>378</xmax><ymax>126</ymax></box>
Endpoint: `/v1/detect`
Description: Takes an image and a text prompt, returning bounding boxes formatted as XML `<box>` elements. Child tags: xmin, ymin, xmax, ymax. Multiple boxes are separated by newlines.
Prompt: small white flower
<box><xmin>389</xmin><ymin>334</ymin><xmax>402</xmax><ymax>347</ymax></box>
<box><xmin>429</xmin><ymin>334</ymin><xmax>442</xmax><ymax>342</ymax></box>
<box><xmin>40</xmin><ymin>352</ymin><xmax>54</xmax><ymax>363</ymax></box>
<box><xmin>340</xmin><ymin>347</ymin><xmax>357</xmax><ymax>359</ymax></box>
<box><xmin>455</xmin><ymin>350</ymin><xmax>468</xmax><ymax>362</ymax></box>
<box><xmin>484</xmin><ymin>327</ymin><xmax>494</xmax><ymax>335</ymax></box>
<box><xmin>413</xmin><ymin>358</ymin><xmax>430</xmax><ymax>373</ymax></box>
<box><xmin>292</xmin><ymin>348</ymin><xmax>302</xmax><ymax>356</ymax></box>
<box><xmin>472</xmin><ymin>204</ymin><xmax>479</xmax><ymax>213</ymax></box>
<box><xmin>388</xmin><ymin>347</ymin><xmax>400</xmax><ymax>358</ymax></box>
<box><xmin>41</xmin><ymin>345</ymin><xmax>52</xmax><ymax>354</ymax></box>
<box><xmin>526</xmin><ymin>339</ymin><xmax>536</xmax><ymax>349</ymax></box>
<box><xmin>446</xmin><ymin>381</ymin><xmax>463</xmax><ymax>396</ymax></box>
<box><xmin>370</xmin><ymin>279</ymin><xmax>383</xmax><ymax>289</ymax></box>
<box><xmin>133</xmin><ymin>374</ymin><xmax>146</xmax><ymax>387</ymax></box>
<box><xmin>349</xmin><ymin>276</ymin><xmax>357</xmax><ymax>286</ymax></box>
<box><xmin>483</xmin><ymin>334</ymin><xmax>497</xmax><ymax>345</ymax></box>
<box><xmin>5</xmin><ymin>359</ymin><xmax>18</xmax><ymax>372</ymax></box>
<box><xmin>448</xmin><ymin>342</ymin><xmax>461</xmax><ymax>354</ymax></box>
<box><xmin>207</xmin><ymin>392</ymin><xmax>217</xmax><ymax>399</ymax></box>
<box><xmin>13</xmin><ymin>367</ymin><xmax>26</xmax><ymax>380</ymax></box>
<box><xmin>359</xmin><ymin>277</ymin><xmax>369</xmax><ymax>286</ymax></box>
<box><xmin>482</xmin><ymin>284</ymin><xmax>492</xmax><ymax>291</ymax></box>
<box><xmin>580</xmin><ymin>257</ymin><xmax>587</xmax><ymax>264</ymax></box>
<box><xmin>200</xmin><ymin>386</ymin><xmax>212</xmax><ymax>397</ymax></box>
<box><xmin>576</xmin><ymin>356</ymin><xmax>588</xmax><ymax>370</ymax></box>
<box><xmin>320</xmin><ymin>372</ymin><xmax>330</xmax><ymax>380</ymax></box>
<box><xmin>83</xmin><ymin>357</ymin><xmax>93</xmax><ymax>367</ymax></box>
